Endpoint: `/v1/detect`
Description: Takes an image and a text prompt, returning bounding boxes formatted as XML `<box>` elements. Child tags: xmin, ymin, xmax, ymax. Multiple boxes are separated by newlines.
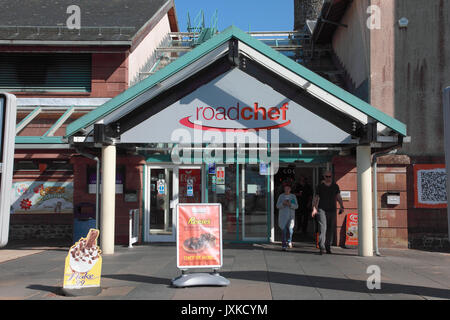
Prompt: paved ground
<box><xmin>0</xmin><ymin>241</ymin><xmax>449</xmax><ymax>300</ymax></box>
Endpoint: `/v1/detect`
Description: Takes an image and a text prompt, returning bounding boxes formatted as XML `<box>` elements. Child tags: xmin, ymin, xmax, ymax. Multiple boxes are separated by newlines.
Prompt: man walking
<box><xmin>311</xmin><ymin>170</ymin><xmax>344</xmax><ymax>255</ymax></box>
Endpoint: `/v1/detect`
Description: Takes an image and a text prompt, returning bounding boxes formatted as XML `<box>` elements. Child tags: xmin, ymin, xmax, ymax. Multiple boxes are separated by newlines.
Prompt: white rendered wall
<box><xmin>128</xmin><ymin>14</ymin><xmax>172</xmax><ymax>86</ymax></box>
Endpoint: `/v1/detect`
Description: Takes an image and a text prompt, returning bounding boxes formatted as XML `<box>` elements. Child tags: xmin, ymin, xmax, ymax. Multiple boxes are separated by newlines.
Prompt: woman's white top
<box><xmin>276</xmin><ymin>193</ymin><xmax>299</xmax><ymax>229</ymax></box>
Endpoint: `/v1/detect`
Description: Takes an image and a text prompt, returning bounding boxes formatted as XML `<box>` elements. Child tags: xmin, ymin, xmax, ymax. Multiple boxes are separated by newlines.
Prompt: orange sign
<box><xmin>345</xmin><ymin>212</ymin><xmax>358</xmax><ymax>246</ymax></box>
<box><xmin>176</xmin><ymin>203</ymin><xmax>222</xmax><ymax>269</ymax></box>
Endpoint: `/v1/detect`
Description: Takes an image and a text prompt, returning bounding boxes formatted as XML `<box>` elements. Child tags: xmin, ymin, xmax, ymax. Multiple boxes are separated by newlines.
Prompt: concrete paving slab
<box><xmin>0</xmin><ymin>242</ymin><xmax>448</xmax><ymax>300</ymax></box>
<box><xmin>172</xmin><ymin>286</ymin><xmax>226</xmax><ymax>300</ymax></box>
<box><xmin>222</xmin><ymin>279</ymin><xmax>272</xmax><ymax>300</ymax></box>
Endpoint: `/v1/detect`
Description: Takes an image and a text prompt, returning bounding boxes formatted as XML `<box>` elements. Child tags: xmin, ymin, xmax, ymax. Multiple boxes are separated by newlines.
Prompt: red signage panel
<box><xmin>345</xmin><ymin>212</ymin><xmax>358</xmax><ymax>246</ymax></box>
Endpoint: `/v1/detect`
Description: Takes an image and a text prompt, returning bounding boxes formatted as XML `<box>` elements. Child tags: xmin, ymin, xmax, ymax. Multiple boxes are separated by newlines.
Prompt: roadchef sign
<box><xmin>119</xmin><ymin>69</ymin><xmax>353</xmax><ymax>144</ymax></box>
<box><xmin>176</xmin><ymin>203</ymin><xmax>222</xmax><ymax>269</ymax></box>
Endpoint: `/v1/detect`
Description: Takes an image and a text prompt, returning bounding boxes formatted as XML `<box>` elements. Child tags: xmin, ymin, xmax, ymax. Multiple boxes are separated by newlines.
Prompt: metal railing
<box><xmin>129</xmin><ymin>209</ymin><xmax>139</xmax><ymax>248</ymax></box>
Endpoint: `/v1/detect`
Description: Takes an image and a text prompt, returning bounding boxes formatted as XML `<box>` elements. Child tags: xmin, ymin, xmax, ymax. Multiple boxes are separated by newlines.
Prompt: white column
<box><xmin>357</xmin><ymin>145</ymin><xmax>373</xmax><ymax>257</ymax></box>
<box><xmin>101</xmin><ymin>144</ymin><xmax>116</xmax><ymax>255</ymax></box>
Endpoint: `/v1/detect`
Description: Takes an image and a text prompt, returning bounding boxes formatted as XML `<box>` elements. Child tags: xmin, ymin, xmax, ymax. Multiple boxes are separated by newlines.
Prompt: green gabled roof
<box><xmin>66</xmin><ymin>25</ymin><xmax>406</xmax><ymax>137</ymax></box>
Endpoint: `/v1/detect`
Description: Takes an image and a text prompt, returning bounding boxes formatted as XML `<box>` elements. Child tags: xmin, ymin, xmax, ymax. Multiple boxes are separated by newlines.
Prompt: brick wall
<box><xmin>376</xmin><ymin>155</ymin><xmax>409</xmax><ymax>248</ymax></box>
<box><xmin>91</xmin><ymin>52</ymin><xmax>128</xmax><ymax>98</ymax></box>
<box><xmin>406</xmin><ymin>156</ymin><xmax>448</xmax><ymax>248</ymax></box>
<box><xmin>333</xmin><ymin>155</ymin><xmax>409</xmax><ymax>249</ymax></box>
<box><xmin>333</xmin><ymin>156</ymin><xmax>358</xmax><ymax>247</ymax></box>
<box><xmin>10</xmin><ymin>151</ymin><xmax>75</xmax><ymax>241</ymax></box>
<box><xmin>71</xmin><ymin>154</ymin><xmax>145</xmax><ymax>245</ymax></box>
<box><xmin>1</xmin><ymin>45</ymin><xmax>129</xmax><ymax>99</ymax></box>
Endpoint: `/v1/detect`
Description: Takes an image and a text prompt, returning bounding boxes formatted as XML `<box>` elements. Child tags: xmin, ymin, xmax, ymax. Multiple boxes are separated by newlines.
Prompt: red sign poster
<box><xmin>177</xmin><ymin>203</ymin><xmax>222</xmax><ymax>269</ymax></box>
<box><xmin>345</xmin><ymin>212</ymin><xmax>358</xmax><ymax>246</ymax></box>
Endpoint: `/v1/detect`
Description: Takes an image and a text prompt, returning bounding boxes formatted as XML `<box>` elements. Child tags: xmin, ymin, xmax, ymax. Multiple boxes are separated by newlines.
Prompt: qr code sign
<box><xmin>415</xmin><ymin>165</ymin><xmax>447</xmax><ymax>208</ymax></box>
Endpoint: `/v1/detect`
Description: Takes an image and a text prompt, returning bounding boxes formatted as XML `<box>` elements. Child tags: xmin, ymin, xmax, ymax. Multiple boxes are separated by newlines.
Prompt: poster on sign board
<box><xmin>176</xmin><ymin>203</ymin><xmax>222</xmax><ymax>269</ymax></box>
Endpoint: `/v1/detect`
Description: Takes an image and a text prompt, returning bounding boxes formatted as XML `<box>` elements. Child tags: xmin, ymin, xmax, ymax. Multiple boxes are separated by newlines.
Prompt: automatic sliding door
<box><xmin>242</xmin><ymin>164</ymin><xmax>269</xmax><ymax>241</ymax></box>
<box><xmin>207</xmin><ymin>164</ymin><xmax>238</xmax><ymax>241</ymax></box>
<box><xmin>149</xmin><ymin>167</ymin><xmax>174</xmax><ymax>238</ymax></box>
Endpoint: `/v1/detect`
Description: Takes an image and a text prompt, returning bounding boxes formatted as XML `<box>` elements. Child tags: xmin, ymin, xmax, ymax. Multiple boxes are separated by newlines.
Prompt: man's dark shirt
<box><xmin>316</xmin><ymin>183</ymin><xmax>340</xmax><ymax>211</ymax></box>
<box><xmin>294</xmin><ymin>183</ymin><xmax>312</xmax><ymax>211</ymax></box>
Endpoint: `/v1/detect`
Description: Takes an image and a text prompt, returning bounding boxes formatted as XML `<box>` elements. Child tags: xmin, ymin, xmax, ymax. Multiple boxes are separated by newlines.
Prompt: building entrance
<box><xmin>144</xmin><ymin>165</ymin><xmax>203</xmax><ymax>242</ymax></box>
<box><xmin>273</xmin><ymin>163</ymin><xmax>328</xmax><ymax>243</ymax></box>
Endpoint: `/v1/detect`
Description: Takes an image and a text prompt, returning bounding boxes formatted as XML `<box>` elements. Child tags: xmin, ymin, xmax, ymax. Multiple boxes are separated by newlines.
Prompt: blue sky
<box><xmin>174</xmin><ymin>0</ymin><xmax>294</xmax><ymax>32</ymax></box>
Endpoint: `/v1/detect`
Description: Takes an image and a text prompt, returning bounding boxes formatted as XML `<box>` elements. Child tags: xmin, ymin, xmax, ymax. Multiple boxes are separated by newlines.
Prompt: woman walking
<box><xmin>276</xmin><ymin>184</ymin><xmax>299</xmax><ymax>251</ymax></box>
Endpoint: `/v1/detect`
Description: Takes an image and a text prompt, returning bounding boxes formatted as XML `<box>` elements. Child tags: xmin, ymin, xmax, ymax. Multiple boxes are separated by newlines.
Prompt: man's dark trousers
<box><xmin>317</xmin><ymin>209</ymin><xmax>336</xmax><ymax>251</ymax></box>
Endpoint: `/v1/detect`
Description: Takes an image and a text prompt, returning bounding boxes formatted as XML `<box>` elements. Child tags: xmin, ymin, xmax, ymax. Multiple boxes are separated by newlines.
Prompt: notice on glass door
<box><xmin>216</xmin><ymin>167</ymin><xmax>225</xmax><ymax>184</ymax></box>
<box><xmin>176</xmin><ymin>203</ymin><xmax>222</xmax><ymax>269</ymax></box>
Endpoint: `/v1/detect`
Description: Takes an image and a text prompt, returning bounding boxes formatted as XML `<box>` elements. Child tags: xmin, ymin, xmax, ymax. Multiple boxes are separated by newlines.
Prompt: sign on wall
<box><xmin>120</xmin><ymin>69</ymin><xmax>353</xmax><ymax>144</ymax></box>
<box><xmin>176</xmin><ymin>203</ymin><xmax>222</xmax><ymax>269</ymax></box>
<box><xmin>414</xmin><ymin>164</ymin><xmax>447</xmax><ymax>208</ymax></box>
<box><xmin>11</xmin><ymin>181</ymin><xmax>74</xmax><ymax>214</ymax></box>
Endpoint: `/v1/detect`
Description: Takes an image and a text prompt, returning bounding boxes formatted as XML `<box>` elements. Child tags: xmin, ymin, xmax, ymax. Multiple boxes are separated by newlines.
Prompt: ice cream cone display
<box><xmin>63</xmin><ymin>229</ymin><xmax>102</xmax><ymax>292</ymax></box>
<box><xmin>69</xmin><ymin>229</ymin><xmax>101</xmax><ymax>273</ymax></box>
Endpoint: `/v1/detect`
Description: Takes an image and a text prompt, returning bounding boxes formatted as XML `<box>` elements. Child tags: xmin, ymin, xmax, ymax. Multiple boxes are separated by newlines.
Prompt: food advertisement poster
<box><xmin>11</xmin><ymin>181</ymin><xmax>73</xmax><ymax>214</ymax></box>
<box><xmin>345</xmin><ymin>212</ymin><xmax>358</xmax><ymax>246</ymax></box>
<box><xmin>177</xmin><ymin>203</ymin><xmax>222</xmax><ymax>269</ymax></box>
<box><xmin>63</xmin><ymin>229</ymin><xmax>102</xmax><ymax>289</ymax></box>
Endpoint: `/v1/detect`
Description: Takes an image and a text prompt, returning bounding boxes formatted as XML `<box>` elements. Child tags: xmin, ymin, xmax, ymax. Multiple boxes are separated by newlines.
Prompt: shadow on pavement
<box><xmin>92</xmin><ymin>270</ymin><xmax>450</xmax><ymax>299</ymax></box>
<box><xmin>27</xmin><ymin>284</ymin><xmax>63</xmax><ymax>296</ymax></box>
<box><xmin>220</xmin><ymin>271</ymin><xmax>450</xmax><ymax>299</ymax></box>
<box><xmin>103</xmin><ymin>274</ymin><xmax>172</xmax><ymax>286</ymax></box>
<box><xmin>5</xmin><ymin>239</ymin><xmax>71</xmax><ymax>252</ymax></box>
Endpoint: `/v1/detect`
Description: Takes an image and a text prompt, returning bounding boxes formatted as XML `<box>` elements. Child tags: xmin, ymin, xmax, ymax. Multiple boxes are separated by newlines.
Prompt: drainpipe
<box><xmin>75</xmin><ymin>147</ymin><xmax>100</xmax><ymax>229</ymax></box>
<box><xmin>372</xmin><ymin>146</ymin><xmax>400</xmax><ymax>256</ymax></box>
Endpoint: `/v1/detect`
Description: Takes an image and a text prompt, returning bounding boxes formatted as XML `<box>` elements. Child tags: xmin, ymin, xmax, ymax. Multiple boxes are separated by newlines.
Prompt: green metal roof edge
<box><xmin>65</xmin><ymin>27</ymin><xmax>236</xmax><ymax>137</ymax></box>
<box><xmin>16</xmin><ymin>136</ymin><xmax>65</xmax><ymax>144</ymax></box>
<box><xmin>66</xmin><ymin>25</ymin><xmax>406</xmax><ymax>137</ymax></box>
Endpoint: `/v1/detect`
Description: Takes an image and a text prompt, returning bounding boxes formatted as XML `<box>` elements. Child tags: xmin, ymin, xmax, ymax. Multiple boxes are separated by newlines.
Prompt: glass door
<box><xmin>178</xmin><ymin>167</ymin><xmax>203</xmax><ymax>204</ymax></box>
<box><xmin>207</xmin><ymin>164</ymin><xmax>238</xmax><ymax>241</ymax></box>
<box><xmin>241</xmin><ymin>164</ymin><xmax>269</xmax><ymax>241</ymax></box>
<box><xmin>145</xmin><ymin>165</ymin><xmax>203</xmax><ymax>242</ymax></box>
<box><xmin>148</xmin><ymin>166</ymin><xmax>176</xmax><ymax>241</ymax></box>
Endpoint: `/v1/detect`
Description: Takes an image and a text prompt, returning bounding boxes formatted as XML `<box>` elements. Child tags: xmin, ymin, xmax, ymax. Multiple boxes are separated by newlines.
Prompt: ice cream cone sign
<box><xmin>63</xmin><ymin>229</ymin><xmax>102</xmax><ymax>290</ymax></box>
